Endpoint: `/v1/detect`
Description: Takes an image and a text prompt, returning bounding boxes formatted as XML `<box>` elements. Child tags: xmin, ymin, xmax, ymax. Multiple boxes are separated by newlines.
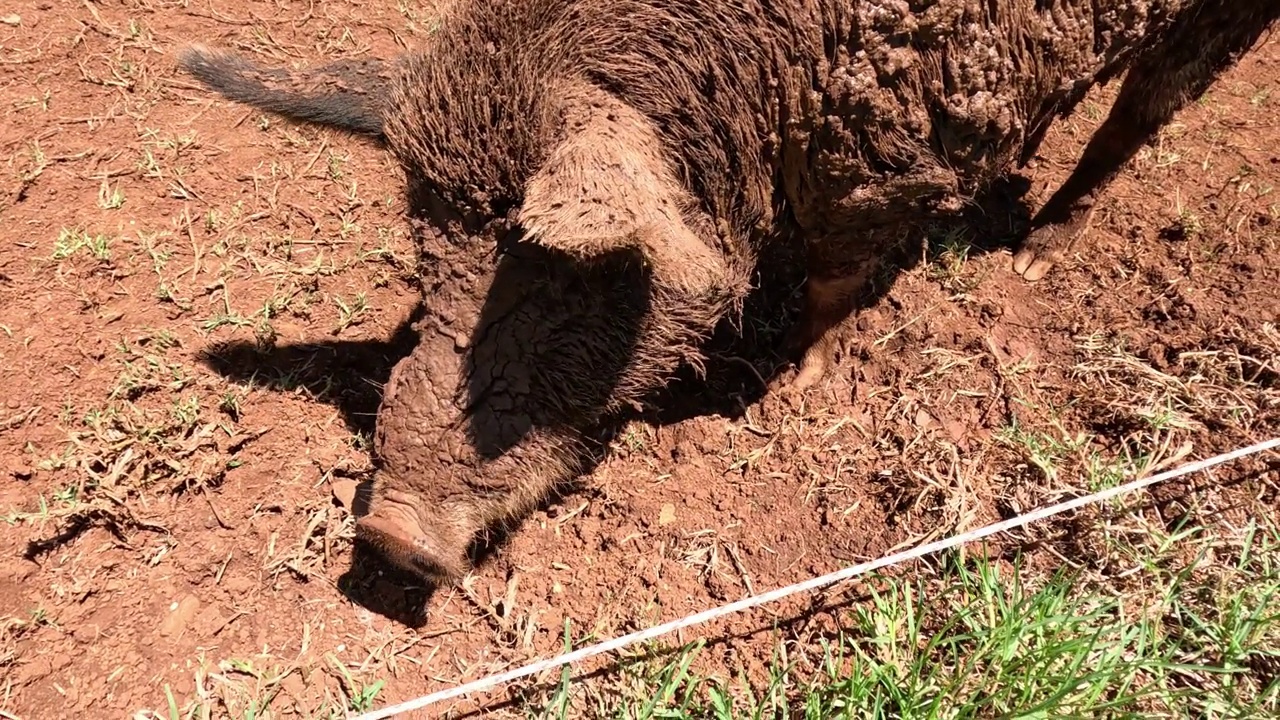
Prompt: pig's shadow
<box><xmin>199</xmin><ymin>311</ymin><xmax>524</xmax><ymax>627</ymax></box>
<box><xmin>198</xmin><ymin>174</ymin><xmax>1038</xmax><ymax>627</ymax></box>
<box><xmin>198</xmin><ymin>306</ymin><xmax>425</xmax><ymax>438</ymax></box>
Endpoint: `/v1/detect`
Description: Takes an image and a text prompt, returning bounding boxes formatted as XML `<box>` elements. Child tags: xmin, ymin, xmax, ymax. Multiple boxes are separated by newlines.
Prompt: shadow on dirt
<box><xmin>197</xmin><ymin>303</ymin><xmax>428</xmax><ymax>437</ymax></box>
<box><xmin>197</xmin><ymin>174</ymin><xmax>1037</xmax><ymax>625</ymax></box>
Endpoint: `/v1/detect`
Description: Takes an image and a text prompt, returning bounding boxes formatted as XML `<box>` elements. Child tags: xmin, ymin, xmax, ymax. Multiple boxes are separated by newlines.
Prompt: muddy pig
<box><xmin>177</xmin><ymin>0</ymin><xmax>1278</xmax><ymax>583</ymax></box>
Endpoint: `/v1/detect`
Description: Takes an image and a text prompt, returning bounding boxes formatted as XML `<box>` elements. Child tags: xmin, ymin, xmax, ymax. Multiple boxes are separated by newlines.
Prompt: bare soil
<box><xmin>1</xmin><ymin>2</ymin><xmax>1277</xmax><ymax>718</ymax></box>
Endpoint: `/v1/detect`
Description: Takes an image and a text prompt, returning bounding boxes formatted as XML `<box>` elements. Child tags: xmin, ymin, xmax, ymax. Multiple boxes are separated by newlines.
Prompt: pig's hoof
<box><xmin>791</xmin><ymin>354</ymin><xmax>826</xmax><ymax>391</ymax></box>
<box><xmin>1011</xmin><ymin>245</ymin><xmax>1056</xmax><ymax>282</ymax></box>
<box><xmin>772</xmin><ymin>344</ymin><xmax>829</xmax><ymax>397</ymax></box>
<box><xmin>1013</xmin><ymin>219</ymin><xmax>1085</xmax><ymax>282</ymax></box>
<box><xmin>355</xmin><ymin>511</ymin><xmax>466</xmax><ymax>585</ymax></box>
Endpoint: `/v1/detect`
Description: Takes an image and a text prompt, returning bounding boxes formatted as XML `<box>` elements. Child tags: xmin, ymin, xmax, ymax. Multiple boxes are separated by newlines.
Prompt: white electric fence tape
<box><xmin>353</xmin><ymin>436</ymin><xmax>1280</xmax><ymax>720</ymax></box>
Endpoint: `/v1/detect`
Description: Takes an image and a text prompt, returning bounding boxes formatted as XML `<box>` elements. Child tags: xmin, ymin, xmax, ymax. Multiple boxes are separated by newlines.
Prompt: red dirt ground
<box><xmin>1</xmin><ymin>2</ymin><xmax>1277</xmax><ymax>718</ymax></box>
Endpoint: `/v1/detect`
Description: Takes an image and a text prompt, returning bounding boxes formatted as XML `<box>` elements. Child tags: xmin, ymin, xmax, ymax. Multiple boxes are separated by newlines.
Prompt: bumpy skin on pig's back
<box><xmin>782</xmin><ymin>2</ymin><xmax>1188</xmax><ymax>261</ymax></box>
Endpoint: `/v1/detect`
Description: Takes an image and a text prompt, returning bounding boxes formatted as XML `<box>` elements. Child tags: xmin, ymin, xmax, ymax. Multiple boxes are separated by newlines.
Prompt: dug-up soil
<box><xmin>1</xmin><ymin>2</ymin><xmax>1277</xmax><ymax>717</ymax></box>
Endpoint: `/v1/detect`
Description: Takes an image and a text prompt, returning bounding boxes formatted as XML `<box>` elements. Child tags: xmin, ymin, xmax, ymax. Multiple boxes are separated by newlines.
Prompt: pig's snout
<box><xmin>355</xmin><ymin>487</ymin><xmax>469</xmax><ymax>584</ymax></box>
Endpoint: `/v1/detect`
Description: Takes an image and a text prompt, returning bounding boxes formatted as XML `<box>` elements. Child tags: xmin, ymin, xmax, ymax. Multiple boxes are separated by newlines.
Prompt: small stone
<box><xmin>331</xmin><ymin>478</ymin><xmax>358</xmax><ymax>510</ymax></box>
<box><xmin>159</xmin><ymin>594</ymin><xmax>201</xmax><ymax>638</ymax></box>
<box><xmin>658</xmin><ymin>504</ymin><xmax>676</xmax><ymax>526</ymax></box>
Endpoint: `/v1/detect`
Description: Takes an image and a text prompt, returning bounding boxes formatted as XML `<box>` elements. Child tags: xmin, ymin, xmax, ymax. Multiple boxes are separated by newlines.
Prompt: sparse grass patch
<box><xmin>924</xmin><ymin>225</ymin><xmax>977</xmax><ymax>293</ymax></box>
<box><xmin>1160</xmin><ymin>190</ymin><xmax>1206</xmax><ymax>242</ymax></box>
<box><xmin>265</xmin><ymin>500</ymin><xmax>354</xmax><ymax>581</ymax></box>
<box><xmin>218</xmin><ymin>391</ymin><xmax>244</xmax><ymax>421</ymax></box>
<box><xmin>53</xmin><ymin>227</ymin><xmax>112</xmax><ymax>261</ymax></box>
<box><xmin>2</xmin><ymin>340</ymin><xmax>269</xmax><ymax>553</ymax></box>
<box><xmin>139</xmin><ymin>652</ymin><xmax>389</xmax><ymax>720</ymax></box>
<box><xmin>204</xmin><ymin>201</ymin><xmax>245</xmax><ymax>234</ymax></box>
<box><xmin>98</xmin><ymin>179</ymin><xmax>126</xmax><ymax>209</ymax></box>
<box><xmin>332</xmin><ymin>292</ymin><xmax>369</xmax><ymax>334</ymax></box>
<box><xmin>614</xmin><ymin>422</ymin><xmax>653</xmax><ymax>454</ymax></box>
<box><xmin>134</xmin><ymin>127</ymin><xmax>201</xmax><ymax>198</ymax></box>
<box><xmin>11</xmin><ymin>140</ymin><xmax>48</xmax><ymax>202</ymax></box>
<box><xmin>996</xmin><ymin>419</ymin><xmax>1090</xmax><ymax>484</ymax></box>
<box><xmin>110</xmin><ymin>338</ymin><xmax>192</xmax><ymax>400</ymax></box>
<box><xmin>329</xmin><ymin>656</ymin><xmax>387</xmax><ymax>714</ymax></box>
<box><xmin>326</xmin><ymin>152</ymin><xmax>348</xmax><ymax>181</ymax></box>
<box><xmin>1072</xmin><ymin>327</ymin><xmax>1279</xmax><ymax>441</ymax></box>
<box><xmin>12</xmin><ymin>89</ymin><xmax>52</xmax><ymax>112</ymax></box>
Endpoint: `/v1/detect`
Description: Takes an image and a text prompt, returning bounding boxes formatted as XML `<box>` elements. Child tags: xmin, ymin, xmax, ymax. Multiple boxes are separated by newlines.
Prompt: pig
<box><xmin>177</xmin><ymin>0</ymin><xmax>1278</xmax><ymax>583</ymax></box>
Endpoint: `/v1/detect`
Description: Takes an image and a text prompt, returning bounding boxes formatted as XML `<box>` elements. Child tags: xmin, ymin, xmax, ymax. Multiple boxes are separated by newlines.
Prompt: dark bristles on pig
<box><xmin>177</xmin><ymin>0</ymin><xmax>1278</xmax><ymax>584</ymax></box>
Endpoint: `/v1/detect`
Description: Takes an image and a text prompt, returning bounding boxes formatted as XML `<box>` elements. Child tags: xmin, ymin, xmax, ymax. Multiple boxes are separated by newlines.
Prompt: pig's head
<box><xmin>350</xmin><ymin>53</ymin><xmax>749</xmax><ymax>583</ymax></box>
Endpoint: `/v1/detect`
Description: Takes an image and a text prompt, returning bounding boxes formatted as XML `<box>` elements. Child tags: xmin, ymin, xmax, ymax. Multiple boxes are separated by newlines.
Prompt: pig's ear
<box><xmin>517</xmin><ymin>92</ymin><xmax>726</xmax><ymax>294</ymax></box>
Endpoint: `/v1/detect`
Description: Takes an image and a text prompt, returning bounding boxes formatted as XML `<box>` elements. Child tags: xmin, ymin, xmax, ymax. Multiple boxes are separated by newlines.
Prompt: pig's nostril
<box><xmin>355</xmin><ymin>501</ymin><xmax>469</xmax><ymax>585</ymax></box>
